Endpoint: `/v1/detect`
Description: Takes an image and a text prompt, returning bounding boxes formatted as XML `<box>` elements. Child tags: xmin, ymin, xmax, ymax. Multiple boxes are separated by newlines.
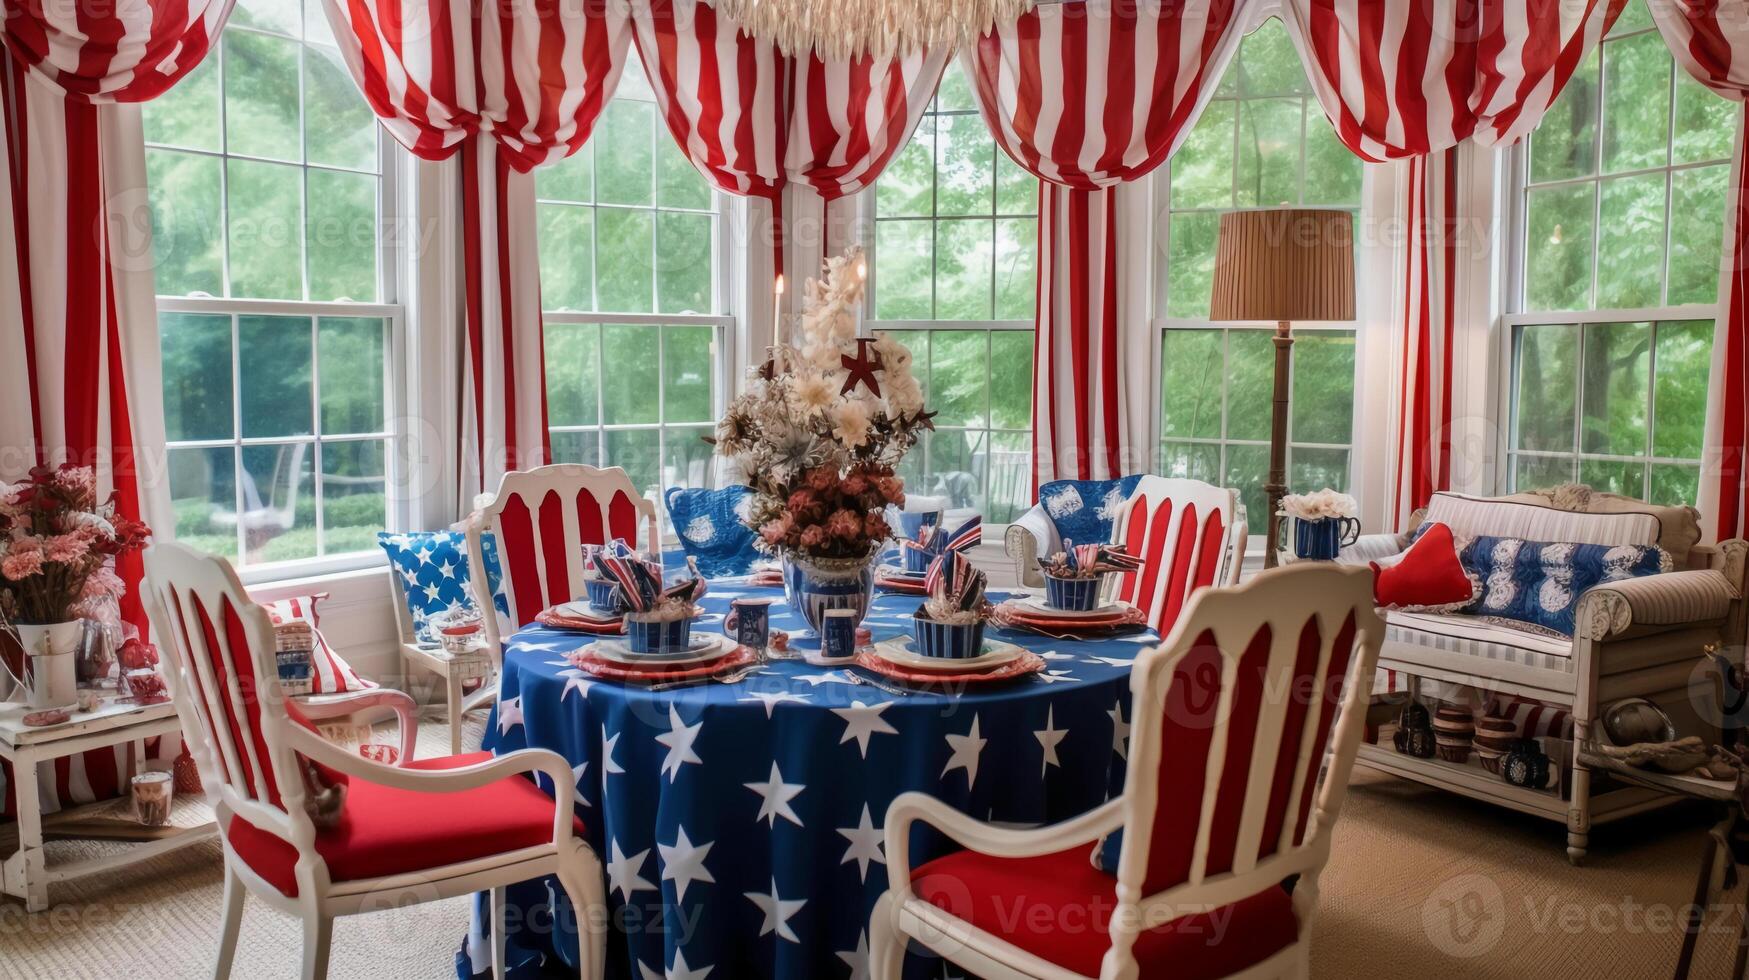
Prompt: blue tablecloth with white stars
<box><xmin>456</xmin><ymin>583</ymin><xmax>1153</xmax><ymax>980</ymax></box>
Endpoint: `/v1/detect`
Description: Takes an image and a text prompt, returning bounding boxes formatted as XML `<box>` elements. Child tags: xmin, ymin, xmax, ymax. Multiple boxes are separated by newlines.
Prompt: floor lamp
<box><xmin>1208</xmin><ymin>209</ymin><xmax>1355</xmax><ymax>568</ymax></box>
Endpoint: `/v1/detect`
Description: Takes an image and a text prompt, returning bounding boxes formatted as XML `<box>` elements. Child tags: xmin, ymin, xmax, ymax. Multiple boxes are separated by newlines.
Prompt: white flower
<box><xmin>792</xmin><ymin>372</ymin><xmax>836</xmax><ymax>417</ymax></box>
<box><xmin>1278</xmin><ymin>489</ymin><xmax>1357</xmax><ymax>520</ymax></box>
<box><xmin>832</xmin><ymin>399</ymin><xmax>873</xmax><ymax>448</ymax></box>
<box><xmin>885</xmin><ymin>372</ymin><xmax>923</xmax><ymax>416</ymax></box>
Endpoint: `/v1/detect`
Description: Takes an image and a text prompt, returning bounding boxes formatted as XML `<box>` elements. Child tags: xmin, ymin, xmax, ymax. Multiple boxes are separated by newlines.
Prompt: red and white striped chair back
<box><xmin>1103</xmin><ymin>563</ymin><xmax>1381</xmax><ymax>975</ymax></box>
<box><xmin>1110</xmin><ymin>476</ymin><xmax>1245</xmax><ymax>635</ymax></box>
<box><xmin>141</xmin><ymin>543</ymin><xmax>313</xmax><ymax>846</ymax></box>
<box><xmin>467</xmin><ymin>464</ymin><xmax>659</xmax><ymax>650</ymax></box>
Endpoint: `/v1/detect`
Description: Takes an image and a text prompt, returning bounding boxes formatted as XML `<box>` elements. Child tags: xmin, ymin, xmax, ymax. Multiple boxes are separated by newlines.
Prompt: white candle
<box><xmin>773</xmin><ymin>274</ymin><xmax>785</xmax><ymax>346</ymax></box>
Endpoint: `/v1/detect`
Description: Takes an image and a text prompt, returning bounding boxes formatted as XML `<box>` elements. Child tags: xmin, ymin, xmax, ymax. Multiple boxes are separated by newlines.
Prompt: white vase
<box><xmin>15</xmin><ymin>621</ymin><xmax>81</xmax><ymax>709</ymax></box>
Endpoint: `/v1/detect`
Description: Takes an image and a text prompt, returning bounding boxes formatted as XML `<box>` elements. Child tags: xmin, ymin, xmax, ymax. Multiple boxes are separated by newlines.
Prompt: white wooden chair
<box><xmin>465</xmin><ymin>464</ymin><xmax>659</xmax><ymax>658</ymax></box>
<box><xmin>141</xmin><ymin>542</ymin><xmax>607</xmax><ymax>980</ymax></box>
<box><xmin>1109</xmin><ymin>476</ymin><xmax>1247</xmax><ymax>637</ymax></box>
<box><xmin>870</xmin><ymin>563</ymin><xmax>1383</xmax><ymax>980</ymax></box>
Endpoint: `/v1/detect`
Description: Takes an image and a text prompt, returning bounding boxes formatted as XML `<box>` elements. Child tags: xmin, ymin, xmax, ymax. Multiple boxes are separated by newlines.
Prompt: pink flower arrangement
<box><xmin>1</xmin><ymin>464</ymin><xmax>151</xmax><ymax>625</ymax></box>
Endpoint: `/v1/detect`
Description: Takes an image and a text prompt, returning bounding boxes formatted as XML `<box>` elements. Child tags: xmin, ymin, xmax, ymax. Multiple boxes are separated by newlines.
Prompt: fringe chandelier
<box><xmin>708</xmin><ymin>0</ymin><xmax>1038</xmax><ymax>59</ymax></box>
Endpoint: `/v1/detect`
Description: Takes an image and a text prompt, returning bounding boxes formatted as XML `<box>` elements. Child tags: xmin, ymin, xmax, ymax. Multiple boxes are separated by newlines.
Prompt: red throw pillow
<box><xmin>1371</xmin><ymin>522</ymin><xmax>1474</xmax><ymax>609</ymax></box>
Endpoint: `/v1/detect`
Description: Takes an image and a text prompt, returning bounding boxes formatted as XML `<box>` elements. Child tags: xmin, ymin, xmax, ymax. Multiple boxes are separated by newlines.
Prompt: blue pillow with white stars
<box><xmin>377</xmin><ymin>531</ymin><xmax>509</xmax><ymax>641</ymax></box>
<box><xmin>1037</xmin><ymin>475</ymin><xmax>1143</xmax><ymax>549</ymax></box>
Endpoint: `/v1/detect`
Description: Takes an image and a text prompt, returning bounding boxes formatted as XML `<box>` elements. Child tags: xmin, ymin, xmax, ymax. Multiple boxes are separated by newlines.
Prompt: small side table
<box><xmin>1576</xmin><ymin>744</ymin><xmax>1745</xmax><ymax>979</ymax></box>
<box><xmin>0</xmin><ymin>696</ymin><xmax>216</xmax><ymax>912</ymax></box>
<box><xmin>399</xmin><ymin>640</ymin><xmax>493</xmax><ymax>755</ymax></box>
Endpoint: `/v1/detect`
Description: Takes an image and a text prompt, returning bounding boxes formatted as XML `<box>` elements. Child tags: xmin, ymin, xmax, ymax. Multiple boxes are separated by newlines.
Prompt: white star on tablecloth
<box><xmin>836</xmin><ymin>930</ymin><xmax>870</xmax><ymax>980</ymax></box>
<box><xmin>837</xmin><ymin>804</ymin><xmax>885</xmax><ymax>882</ymax></box>
<box><xmin>607</xmin><ymin>840</ymin><xmax>655</xmax><ymax>900</ymax></box>
<box><xmin>832</xmin><ymin>700</ymin><xmax>897</xmax><ymax>758</ymax></box>
<box><xmin>1035</xmin><ymin>670</ymin><xmax>1074</xmax><ymax>684</ymax></box>
<box><xmin>571</xmin><ymin>761</ymin><xmax>590</xmax><ymax>806</ymax></box>
<box><xmin>638</xmin><ymin>950</ymin><xmax>713</xmax><ymax>980</ymax></box>
<box><xmin>656</xmin><ymin>704</ymin><xmax>704</xmax><ymax>781</ymax></box>
<box><xmin>1082</xmin><ymin>655</ymin><xmax>1135</xmax><ymax>668</ymax></box>
<box><xmin>942</xmin><ymin>714</ymin><xmax>987</xmax><ymax>789</ymax></box>
<box><xmin>795</xmin><ymin>670</ymin><xmax>853</xmax><ymax>687</ymax></box>
<box><xmin>658</xmin><ymin>826</ymin><xmax>715</xmax><ymax>902</ymax></box>
<box><xmin>1034</xmin><ymin>706</ymin><xmax>1068</xmax><ymax>777</ymax></box>
<box><xmin>746</xmin><ymin>877</ymin><xmax>807</xmax><ymax>943</ymax></box>
<box><xmin>559</xmin><ymin>669</ymin><xmax>594</xmax><ymax>702</ymax></box>
<box><xmin>1036</xmin><ymin>650</ymin><xmax>1074</xmax><ymax>661</ymax></box>
<box><xmin>745</xmin><ymin>761</ymin><xmax>805</xmax><ymax>828</ymax></box>
<box><xmin>497</xmin><ymin>696</ymin><xmax>524</xmax><ymax>734</ymax></box>
<box><xmin>739</xmin><ymin>690</ymin><xmax>811</xmax><ymax>718</ymax></box>
<box><xmin>1108</xmin><ymin>701</ymin><xmax>1130</xmax><ymax>760</ymax></box>
<box><xmin>601</xmin><ymin>731</ymin><xmax>626</xmax><ymax>776</ymax></box>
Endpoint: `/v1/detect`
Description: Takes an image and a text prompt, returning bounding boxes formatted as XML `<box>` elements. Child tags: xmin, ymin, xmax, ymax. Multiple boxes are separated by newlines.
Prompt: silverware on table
<box><xmin>845</xmin><ymin>670</ymin><xmax>920</xmax><ymax>697</ymax></box>
<box><xmin>645</xmin><ymin>665</ymin><xmax>762</xmax><ymax>692</ymax></box>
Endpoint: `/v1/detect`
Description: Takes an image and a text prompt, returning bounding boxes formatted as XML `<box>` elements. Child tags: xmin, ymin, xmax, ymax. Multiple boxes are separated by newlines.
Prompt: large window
<box><xmin>145</xmin><ymin>0</ymin><xmax>398</xmax><ymax>571</ymax></box>
<box><xmin>869</xmin><ymin>65</ymin><xmax>1037</xmax><ymax>522</ymax></box>
<box><xmin>537</xmin><ymin>69</ymin><xmax>728</xmax><ymax>499</ymax></box>
<box><xmin>1157</xmin><ymin>21</ymin><xmax>1363</xmax><ymax>525</ymax></box>
<box><xmin>1507</xmin><ymin>0</ymin><xmax>1729</xmax><ymax>505</ymax></box>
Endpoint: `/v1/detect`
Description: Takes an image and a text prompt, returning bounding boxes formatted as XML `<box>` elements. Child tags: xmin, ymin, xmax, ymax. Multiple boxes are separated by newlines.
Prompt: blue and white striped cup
<box><xmin>585</xmin><ymin>578</ymin><xmax>619</xmax><ymax>613</ymax></box>
<box><xmin>912</xmin><ymin>614</ymin><xmax>986</xmax><ymax>660</ymax></box>
<box><xmin>1043</xmin><ymin>573</ymin><xmax>1102</xmax><ymax>611</ymax></box>
<box><xmin>623</xmin><ymin>614</ymin><xmax>692</xmax><ymax>654</ymax></box>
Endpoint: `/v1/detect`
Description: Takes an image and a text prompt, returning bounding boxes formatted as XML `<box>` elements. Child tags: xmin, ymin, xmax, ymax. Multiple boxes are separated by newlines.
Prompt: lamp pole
<box><xmin>1263</xmin><ymin>319</ymin><xmax>1292</xmax><ymax>569</ymax></box>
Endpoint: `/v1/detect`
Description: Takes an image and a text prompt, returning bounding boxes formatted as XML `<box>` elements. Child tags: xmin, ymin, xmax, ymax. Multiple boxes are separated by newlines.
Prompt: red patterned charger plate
<box><xmin>852</xmin><ymin>648</ymin><xmax>1046</xmax><ymax>685</ymax></box>
<box><xmin>536</xmin><ymin>607</ymin><xmax>624</xmax><ymax>634</ymax></box>
<box><xmin>875</xmin><ymin>571</ymin><xmax>927</xmax><ymax>595</ymax></box>
<box><xmin>990</xmin><ymin>600</ymin><xmax>1145</xmax><ymax>632</ymax></box>
<box><xmin>566</xmin><ymin>645</ymin><xmax>756</xmax><ymax>682</ymax></box>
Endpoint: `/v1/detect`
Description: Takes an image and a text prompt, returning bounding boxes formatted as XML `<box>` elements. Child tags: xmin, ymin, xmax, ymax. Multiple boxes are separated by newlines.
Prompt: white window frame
<box><xmin>1496</xmin><ymin>14</ymin><xmax>1729</xmax><ymax>504</ymax></box>
<box><xmin>859</xmin><ymin>81</ymin><xmax>1039</xmax><ymax>526</ymax></box>
<box><xmin>148</xmin><ymin>19</ymin><xmax>409</xmax><ymax>584</ymax></box>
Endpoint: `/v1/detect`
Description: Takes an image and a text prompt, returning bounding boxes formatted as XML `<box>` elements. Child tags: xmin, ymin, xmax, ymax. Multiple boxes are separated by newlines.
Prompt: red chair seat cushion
<box><xmin>912</xmin><ymin>846</ymin><xmax>1298</xmax><ymax>978</ymax></box>
<box><xmin>225</xmin><ymin>752</ymin><xmax>585</xmax><ymax>897</ymax></box>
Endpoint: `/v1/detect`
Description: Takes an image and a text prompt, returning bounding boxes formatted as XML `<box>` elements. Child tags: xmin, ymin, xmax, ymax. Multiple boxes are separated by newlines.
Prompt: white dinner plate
<box><xmin>588</xmin><ymin>634</ymin><xmax>735</xmax><ymax>667</ymax></box>
<box><xmin>553</xmin><ymin>601</ymin><xmax>621</xmax><ymax>624</ymax></box>
<box><xmin>873</xmin><ymin>638</ymin><xmax>1025</xmax><ymax>673</ymax></box>
<box><xmin>1015</xmin><ymin>596</ymin><xmax>1131</xmax><ymax>620</ymax></box>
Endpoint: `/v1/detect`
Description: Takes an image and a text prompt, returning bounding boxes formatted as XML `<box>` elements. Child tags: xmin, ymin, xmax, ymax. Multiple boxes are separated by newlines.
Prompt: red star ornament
<box><xmin>840</xmin><ymin>338</ymin><xmax>884</xmax><ymax>397</ymax></box>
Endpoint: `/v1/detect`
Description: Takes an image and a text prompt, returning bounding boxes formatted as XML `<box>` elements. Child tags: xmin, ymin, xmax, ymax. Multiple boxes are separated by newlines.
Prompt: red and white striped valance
<box><xmin>2</xmin><ymin>0</ymin><xmax>233</xmax><ymax>102</ymax></box>
<box><xmin>1279</xmin><ymin>0</ymin><xmax>1627</xmax><ymax>161</ymax></box>
<box><xmin>319</xmin><ymin>0</ymin><xmax>630</xmax><ymax>170</ymax></box>
<box><xmin>965</xmin><ymin>0</ymin><xmax>1250</xmax><ymax>189</ymax></box>
<box><xmin>1648</xmin><ymin>2</ymin><xmax>1749</xmax><ymax>542</ymax></box>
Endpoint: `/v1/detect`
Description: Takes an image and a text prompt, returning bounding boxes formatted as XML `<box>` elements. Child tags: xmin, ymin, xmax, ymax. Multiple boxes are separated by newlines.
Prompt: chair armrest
<box><xmin>1574</xmin><ymin>569</ymin><xmax>1740</xmax><ymax>641</ymax></box>
<box><xmin>1338</xmin><ymin>532</ymin><xmax>1407</xmax><ymax>566</ymax></box>
<box><xmin>1005</xmin><ymin>505</ymin><xmax>1056</xmax><ymax>589</ymax></box>
<box><xmin>294</xmin><ymin>688</ymin><xmax>420</xmax><ymax>765</ymax></box>
<box><xmin>284</xmin><ymin>726</ymin><xmax>579</xmax><ymax>847</ymax></box>
<box><xmin>882</xmin><ymin>791</ymin><xmax>1123</xmax><ymax>900</ymax></box>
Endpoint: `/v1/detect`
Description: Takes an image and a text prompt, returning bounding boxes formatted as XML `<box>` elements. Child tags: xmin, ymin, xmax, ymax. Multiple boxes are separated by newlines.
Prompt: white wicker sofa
<box><xmin>1343</xmin><ymin>487</ymin><xmax>1748</xmax><ymax>864</ymax></box>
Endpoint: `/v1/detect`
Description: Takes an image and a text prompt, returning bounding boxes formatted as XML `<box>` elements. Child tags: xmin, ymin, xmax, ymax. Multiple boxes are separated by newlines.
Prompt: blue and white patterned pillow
<box><xmin>1038</xmin><ymin>475</ymin><xmax>1143</xmax><ymax>549</ymax></box>
<box><xmin>1458</xmin><ymin>534</ymin><xmax>1670</xmax><ymax>636</ymax></box>
<box><xmin>664</xmin><ymin>486</ymin><xmax>760</xmax><ymax>578</ymax></box>
<box><xmin>377</xmin><ymin>531</ymin><xmax>509</xmax><ymax>641</ymax></box>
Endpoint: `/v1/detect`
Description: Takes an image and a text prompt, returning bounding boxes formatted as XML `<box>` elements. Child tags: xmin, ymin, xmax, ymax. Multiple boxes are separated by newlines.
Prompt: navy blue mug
<box><xmin>722</xmin><ymin>598</ymin><xmax>772</xmax><ymax>650</ymax></box>
<box><xmin>1293</xmin><ymin>516</ymin><xmax>1361</xmax><ymax>561</ymax></box>
<box><xmin>821</xmin><ymin>609</ymin><xmax>859</xmax><ymax>659</ymax></box>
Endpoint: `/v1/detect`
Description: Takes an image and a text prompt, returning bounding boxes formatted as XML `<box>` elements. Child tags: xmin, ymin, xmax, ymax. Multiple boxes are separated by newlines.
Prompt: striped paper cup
<box><xmin>912</xmin><ymin>614</ymin><xmax>986</xmax><ymax>660</ymax></box>
<box><xmin>623</xmin><ymin>614</ymin><xmax>692</xmax><ymax>654</ymax></box>
<box><xmin>1043</xmin><ymin>573</ymin><xmax>1102</xmax><ymax>611</ymax></box>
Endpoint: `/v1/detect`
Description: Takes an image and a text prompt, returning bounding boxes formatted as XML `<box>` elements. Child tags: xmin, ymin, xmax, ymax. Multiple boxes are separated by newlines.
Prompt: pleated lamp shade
<box><xmin>1208</xmin><ymin>209</ymin><xmax>1355</xmax><ymax>323</ymax></box>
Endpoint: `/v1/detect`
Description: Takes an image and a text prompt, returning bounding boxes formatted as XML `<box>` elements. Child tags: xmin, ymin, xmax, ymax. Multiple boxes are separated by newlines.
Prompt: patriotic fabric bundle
<box><xmin>899</xmin><ymin>515</ymin><xmax>981</xmax><ymax>573</ymax></box>
<box><xmin>593</xmin><ymin>551</ymin><xmax>706</xmax><ymax>620</ymax></box>
<box><xmin>920</xmin><ymin>552</ymin><xmax>988</xmax><ymax>626</ymax></box>
<box><xmin>1038</xmin><ymin>541</ymin><xmax>1143</xmax><ymax>580</ymax></box>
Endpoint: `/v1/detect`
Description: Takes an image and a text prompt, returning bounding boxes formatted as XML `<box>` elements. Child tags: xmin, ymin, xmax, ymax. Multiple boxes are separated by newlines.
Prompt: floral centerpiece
<box><xmin>0</xmin><ymin>465</ymin><xmax>151</xmax><ymax>707</ymax></box>
<box><xmin>711</xmin><ymin>246</ymin><xmax>932</xmax><ymax>631</ymax></box>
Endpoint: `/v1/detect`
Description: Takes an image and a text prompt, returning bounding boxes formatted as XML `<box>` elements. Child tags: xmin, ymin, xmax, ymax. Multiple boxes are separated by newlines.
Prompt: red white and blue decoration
<box><xmin>377</xmin><ymin>531</ymin><xmax>510</xmax><ymax>637</ymax></box>
<box><xmin>458</xmin><ymin>583</ymin><xmax>1147</xmax><ymax>977</ymax></box>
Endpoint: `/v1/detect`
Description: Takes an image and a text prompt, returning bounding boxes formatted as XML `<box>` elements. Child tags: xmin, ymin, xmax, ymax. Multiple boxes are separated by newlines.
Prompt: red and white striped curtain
<box><xmin>0</xmin><ymin>0</ymin><xmax>228</xmax><ymax>822</ymax></box>
<box><xmin>320</xmin><ymin>0</ymin><xmax>631</xmax><ymax>504</ymax></box>
<box><xmin>1650</xmin><ymin>2</ymin><xmax>1749</xmax><ymax>543</ymax></box>
<box><xmin>1278</xmin><ymin>0</ymin><xmax>1625</xmax><ymax>528</ymax></box>
<box><xmin>630</xmin><ymin>0</ymin><xmax>945</xmax><ymax>323</ymax></box>
<box><xmin>965</xmin><ymin>0</ymin><xmax>1250</xmax><ymax>488</ymax></box>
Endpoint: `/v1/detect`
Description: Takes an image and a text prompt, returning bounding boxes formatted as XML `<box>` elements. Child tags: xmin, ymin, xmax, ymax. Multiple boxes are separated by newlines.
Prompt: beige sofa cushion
<box><xmin>1422</xmin><ymin>491</ymin><xmax>1662</xmax><ymax>552</ymax></box>
<box><xmin>1500</xmin><ymin>487</ymin><xmax>1702</xmax><ymax>568</ymax></box>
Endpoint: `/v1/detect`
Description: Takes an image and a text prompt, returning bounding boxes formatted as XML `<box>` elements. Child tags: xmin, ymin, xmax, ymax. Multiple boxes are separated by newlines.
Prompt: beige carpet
<box><xmin>2</xmin><ymin>719</ymin><xmax>1739</xmax><ymax>978</ymax></box>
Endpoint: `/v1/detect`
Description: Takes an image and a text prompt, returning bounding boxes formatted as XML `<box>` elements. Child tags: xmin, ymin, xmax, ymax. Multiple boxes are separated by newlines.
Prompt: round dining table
<box><xmin>455</xmin><ymin>580</ymin><xmax>1156</xmax><ymax>979</ymax></box>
